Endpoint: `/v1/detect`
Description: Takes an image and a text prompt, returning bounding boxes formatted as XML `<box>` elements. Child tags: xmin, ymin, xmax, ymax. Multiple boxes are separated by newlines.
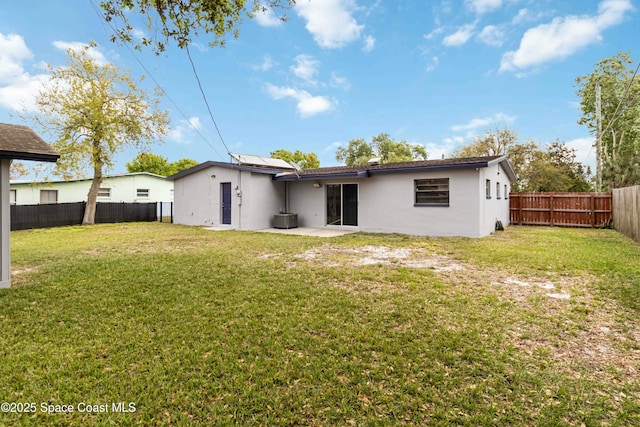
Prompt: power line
<box><xmin>185</xmin><ymin>45</ymin><xmax>232</xmax><ymax>156</ymax></box>
<box><xmin>88</xmin><ymin>0</ymin><xmax>226</xmax><ymax>161</ymax></box>
<box><xmin>601</xmin><ymin>61</ymin><xmax>640</xmax><ymax>137</ymax></box>
<box><xmin>583</xmin><ymin>61</ymin><xmax>639</xmax><ymax>166</ymax></box>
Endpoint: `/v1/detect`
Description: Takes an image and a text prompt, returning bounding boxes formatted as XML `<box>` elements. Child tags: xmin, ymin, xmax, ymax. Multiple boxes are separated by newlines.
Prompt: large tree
<box><xmin>576</xmin><ymin>52</ymin><xmax>640</xmax><ymax>189</ymax></box>
<box><xmin>28</xmin><ymin>45</ymin><xmax>169</xmax><ymax>224</ymax></box>
<box><xmin>336</xmin><ymin>133</ymin><xmax>427</xmax><ymax>166</ymax></box>
<box><xmin>100</xmin><ymin>0</ymin><xmax>295</xmax><ymax>54</ymax></box>
<box><xmin>451</xmin><ymin>129</ymin><xmax>591</xmax><ymax>192</ymax></box>
<box><xmin>126</xmin><ymin>152</ymin><xmax>198</xmax><ymax>176</ymax></box>
<box><xmin>270</xmin><ymin>149</ymin><xmax>320</xmax><ymax>169</ymax></box>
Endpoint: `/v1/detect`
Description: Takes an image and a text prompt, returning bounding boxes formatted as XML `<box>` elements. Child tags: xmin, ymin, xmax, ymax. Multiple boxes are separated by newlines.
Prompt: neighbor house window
<box><xmin>10</xmin><ymin>189</ymin><xmax>16</xmax><ymax>205</ymax></box>
<box><xmin>98</xmin><ymin>187</ymin><xmax>111</xmax><ymax>198</ymax></box>
<box><xmin>486</xmin><ymin>179</ymin><xmax>491</xmax><ymax>199</ymax></box>
<box><xmin>137</xmin><ymin>188</ymin><xmax>150</xmax><ymax>198</ymax></box>
<box><xmin>505</xmin><ymin>184</ymin><xmax>509</xmax><ymax>199</ymax></box>
<box><xmin>415</xmin><ymin>178</ymin><xmax>449</xmax><ymax>206</ymax></box>
<box><xmin>40</xmin><ymin>189</ymin><xmax>58</xmax><ymax>204</ymax></box>
<box><xmin>496</xmin><ymin>182</ymin><xmax>501</xmax><ymax>199</ymax></box>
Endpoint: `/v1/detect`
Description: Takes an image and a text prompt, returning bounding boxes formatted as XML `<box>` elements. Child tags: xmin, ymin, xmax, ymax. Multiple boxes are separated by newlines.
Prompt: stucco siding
<box><xmin>479</xmin><ymin>163</ymin><xmax>511</xmax><ymax>236</ymax></box>
<box><xmin>173</xmin><ymin>166</ymin><xmax>285</xmax><ymax>230</ymax></box>
<box><xmin>289</xmin><ymin>169</ymin><xmax>487</xmax><ymax>237</ymax></box>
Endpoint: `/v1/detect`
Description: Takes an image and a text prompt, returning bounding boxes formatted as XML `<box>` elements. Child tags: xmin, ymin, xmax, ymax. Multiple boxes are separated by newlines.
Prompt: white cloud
<box><xmin>363</xmin><ymin>35</ymin><xmax>375</xmax><ymax>52</ymax></box>
<box><xmin>425</xmin><ymin>56</ymin><xmax>439</xmax><ymax>72</ymax></box>
<box><xmin>254</xmin><ymin>3</ymin><xmax>283</xmax><ymax>27</ymax></box>
<box><xmin>451</xmin><ymin>112</ymin><xmax>515</xmax><ymax>132</ymax></box>
<box><xmin>290</xmin><ymin>54</ymin><xmax>319</xmax><ymax>85</ymax></box>
<box><xmin>252</xmin><ymin>55</ymin><xmax>276</xmax><ymax>72</ymax></box>
<box><xmin>264</xmin><ymin>83</ymin><xmax>336</xmax><ymax>118</ymax></box>
<box><xmin>512</xmin><ymin>8</ymin><xmax>529</xmax><ymax>24</ymax></box>
<box><xmin>466</xmin><ymin>0</ymin><xmax>503</xmax><ymax>15</ymax></box>
<box><xmin>52</xmin><ymin>41</ymin><xmax>109</xmax><ymax>65</ymax></box>
<box><xmin>443</xmin><ymin>23</ymin><xmax>476</xmax><ymax>46</ymax></box>
<box><xmin>443</xmin><ymin>136</ymin><xmax>466</xmax><ymax>145</ymax></box>
<box><xmin>477</xmin><ymin>25</ymin><xmax>505</xmax><ymax>46</ymax></box>
<box><xmin>168</xmin><ymin>116</ymin><xmax>203</xmax><ymax>144</ymax></box>
<box><xmin>565</xmin><ymin>137</ymin><xmax>596</xmax><ymax>170</ymax></box>
<box><xmin>0</xmin><ymin>33</ymin><xmax>48</xmax><ymax>111</ymax></box>
<box><xmin>295</xmin><ymin>0</ymin><xmax>364</xmax><ymax>48</ymax></box>
<box><xmin>330</xmin><ymin>72</ymin><xmax>351</xmax><ymax>90</ymax></box>
<box><xmin>500</xmin><ymin>0</ymin><xmax>633</xmax><ymax>73</ymax></box>
<box><xmin>424</xmin><ymin>26</ymin><xmax>444</xmax><ymax>40</ymax></box>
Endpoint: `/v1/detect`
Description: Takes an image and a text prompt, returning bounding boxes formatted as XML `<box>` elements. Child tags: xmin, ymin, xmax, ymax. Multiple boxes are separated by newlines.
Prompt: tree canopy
<box><xmin>26</xmin><ymin>45</ymin><xmax>169</xmax><ymax>224</ymax></box>
<box><xmin>270</xmin><ymin>149</ymin><xmax>320</xmax><ymax>169</ymax></box>
<box><xmin>336</xmin><ymin>133</ymin><xmax>428</xmax><ymax>166</ymax></box>
<box><xmin>575</xmin><ymin>51</ymin><xmax>640</xmax><ymax>189</ymax></box>
<box><xmin>451</xmin><ymin>128</ymin><xmax>591</xmax><ymax>192</ymax></box>
<box><xmin>126</xmin><ymin>152</ymin><xmax>199</xmax><ymax>176</ymax></box>
<box><xmin>100</xmin><ymin>0</ymin><xmax>295</xmax><ymax>54</ymax></box>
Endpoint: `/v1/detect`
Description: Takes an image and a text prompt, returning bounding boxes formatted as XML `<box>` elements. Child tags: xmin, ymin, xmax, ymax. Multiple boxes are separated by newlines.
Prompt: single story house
<box><xmin>169</xmin><ymin>154</ymin><xmax>517</xmax><ymax>238</ymax></box>
<box><xmin>10</xmin><ymin>172</ymin><xmax>173</xmax><ymax>205</ymax></box>
<box><xmin>0</xmin><ymin>123</ymin><xmax>59</xmax><ymax>288</ymax></box>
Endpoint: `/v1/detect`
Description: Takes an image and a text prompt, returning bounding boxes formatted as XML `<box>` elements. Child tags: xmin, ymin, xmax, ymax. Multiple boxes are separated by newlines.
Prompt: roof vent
<box><xmin>367</xmin><ymin>157</ymin><xmax>381</xmax><ymax>166</ymax></box>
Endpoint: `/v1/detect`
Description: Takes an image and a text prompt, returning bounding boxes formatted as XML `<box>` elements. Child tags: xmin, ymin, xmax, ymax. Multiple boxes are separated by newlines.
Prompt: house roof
<box><xmin>275</xmin><ymin>155</ymin><xmax>518</xmax><ymax>182</ymax></box>
<box><xmin>10</xmin><ymin>172</ymin><xmax>168</xmax><ymax>186</ymax></box>
<box><xmin>167</xmin><ymin>160</ymin><xmax>288</xmax><ymax>181</ymax></box>
<box><xmin>168</xmin><ymin>155</ymin><xmax>518</xmax><ymax>182</ymax></box>
<box><xmin>0</xmin><ymin>123</ymin><xmax>59</xmax><ymax>162</ymax></box>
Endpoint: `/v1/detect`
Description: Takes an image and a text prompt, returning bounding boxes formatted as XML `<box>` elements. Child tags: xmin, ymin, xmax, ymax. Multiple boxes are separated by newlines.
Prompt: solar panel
<box><xmin>229</xmin><ymin>153</ymin><xmax>294</xmax><ymax>169</ymax></box>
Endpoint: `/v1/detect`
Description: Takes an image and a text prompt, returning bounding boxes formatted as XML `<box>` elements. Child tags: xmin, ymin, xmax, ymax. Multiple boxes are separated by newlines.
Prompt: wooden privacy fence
<box><xmin>612</xmin><ymin>186</ymin><xmax>640</xmax><ymax>242</ymax></box>
<box><xmin>11</xmin><ymin>202</ymin><xmax>158</xmax><ymax>231</ymax></box>
<box><xmin>510</xmin><ymin>192</ymin><xmax>612</xmax><ymax>228</ymax></box>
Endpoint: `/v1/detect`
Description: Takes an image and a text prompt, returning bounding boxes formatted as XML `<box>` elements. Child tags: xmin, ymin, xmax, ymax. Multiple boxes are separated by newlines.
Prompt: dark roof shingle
<box><xmin>0</xmin><ymin>123</ymin><xmax>59</xmax><ymax>162</ymax></box>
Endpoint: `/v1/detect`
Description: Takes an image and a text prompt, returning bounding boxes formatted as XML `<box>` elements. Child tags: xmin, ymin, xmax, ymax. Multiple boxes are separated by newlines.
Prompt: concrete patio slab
<box><xmin>255</xmin><ymin>227</ymin><xmax>356</xmax><ymax>237</ymax></box>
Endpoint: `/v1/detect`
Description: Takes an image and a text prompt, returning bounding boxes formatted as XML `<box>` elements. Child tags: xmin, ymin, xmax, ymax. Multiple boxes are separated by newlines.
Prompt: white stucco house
<box><xmin>10</xmin><ymin>172</ymin><xmax>173</xmax><ymax>205</ymax></box>
<box><xmin>168</xmin><ymin>154</ymin><xmax>517</xmax><ymax>238</ymax></box>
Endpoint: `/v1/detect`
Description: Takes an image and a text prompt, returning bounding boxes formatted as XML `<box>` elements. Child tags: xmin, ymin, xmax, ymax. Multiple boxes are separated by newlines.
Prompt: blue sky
<box><xmin>1</xmin><ymin>0</ymin><xmax>638</xmax><ymax>175</ymax></box>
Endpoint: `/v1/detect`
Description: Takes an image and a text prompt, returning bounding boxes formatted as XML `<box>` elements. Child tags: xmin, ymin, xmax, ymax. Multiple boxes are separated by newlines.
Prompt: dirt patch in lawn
<box><xmin>261</xmin><ymin>244</ymin><xmax>640</xmax><ymax>387</ymax></box>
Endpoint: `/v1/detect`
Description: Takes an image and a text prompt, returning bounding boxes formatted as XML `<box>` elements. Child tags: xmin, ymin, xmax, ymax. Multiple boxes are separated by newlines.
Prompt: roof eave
<box><xmin>0</xmin><ymin>151</ymin><xmax>60</xmax><ymax>163</ymax></box>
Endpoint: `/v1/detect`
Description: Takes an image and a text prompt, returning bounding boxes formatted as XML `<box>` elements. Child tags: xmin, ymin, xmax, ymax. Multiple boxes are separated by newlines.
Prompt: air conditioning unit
<box><xmin>273</xmin><ymin>213</ymin><xmax>298</xmax><ymax>229</ymax></box>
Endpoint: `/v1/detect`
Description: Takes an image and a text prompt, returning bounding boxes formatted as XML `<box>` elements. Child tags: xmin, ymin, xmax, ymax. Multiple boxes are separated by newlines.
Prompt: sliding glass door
<box><xmin>326</xmin><ymin>183</ymin><xmax>358</xmax><ymax>226</ymax></box>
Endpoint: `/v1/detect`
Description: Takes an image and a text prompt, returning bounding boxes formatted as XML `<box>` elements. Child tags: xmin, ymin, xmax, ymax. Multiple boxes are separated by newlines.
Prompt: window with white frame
<box><xmin>137</xmin><ymin>188</ymin><xmax>150</xmax><ymax>198</ymax></box>
<box><xmin>496</xmin><ymin>182</ymin><xmax>501</xmax><ymax>199</ymax></box>
<box><xmin>98</xmin><ymin>187</ymin><xmax>111</xmax><ymax>198</ymax></box>
<box><xmin>504</xmin><ymin>184</ymin><xmax>509</xmax><ymax>199</ymax></box>
<box><xmin>415</xmin><ymin>178</ymin><xmax>449</xmax><ymax>206</ymax></box>
<box><xmin>40</xmin><ymin>189</ymin><xmax>58</xmax><ymax>204</ymax></box>
<box><xmin>10</xmin><ymin>189</ymin><xmax>16</xmax><ymax>205</ymax></box>
<box><xmin>485</xmin><ymin>179</ymin><xmax>491</xmax><ymax>199</ymax></box>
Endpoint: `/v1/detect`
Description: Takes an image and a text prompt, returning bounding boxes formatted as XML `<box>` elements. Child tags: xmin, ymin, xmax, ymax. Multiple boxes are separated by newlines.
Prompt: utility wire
<box><xmin>584</xmin><ymin>61</ymin><xmax>639</xmax><ymax>165</ymax></box>
<box><xmin>601</xmin><ymin>61</ymin><xmax>640</xmax><ymax>137</ymax></box>
<box><xmin>88</xmin><ymin>0</ymin><xmax>226</xmax><ymax>160</ymax></box>
<box><xmin>185</xmin><ymin>45</ymin><xmax>232</xmax><ymax>156</ymax></box>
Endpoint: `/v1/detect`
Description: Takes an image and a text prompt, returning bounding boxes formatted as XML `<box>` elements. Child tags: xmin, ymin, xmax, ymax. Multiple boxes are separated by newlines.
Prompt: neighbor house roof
<box><xmin>275</xmin><ymin>155</ymin><xmax>518</xmax><ymax>182</ymax></box>
<box><xmin>0</xmin><ymin>123</ymin><xmax>59</xmax><ymax>162</ymax></box>
<box><xmin>10</xmin><ymin>172</ymin><xmax>168</xmax><ymax>186</ymax></box>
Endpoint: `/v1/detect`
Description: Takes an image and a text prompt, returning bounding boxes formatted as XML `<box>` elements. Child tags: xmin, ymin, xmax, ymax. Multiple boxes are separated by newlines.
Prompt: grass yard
<box><xmin>2</xmin><ymin>223</ymin><xmax>639</xmax><ymax>426</ymax></box>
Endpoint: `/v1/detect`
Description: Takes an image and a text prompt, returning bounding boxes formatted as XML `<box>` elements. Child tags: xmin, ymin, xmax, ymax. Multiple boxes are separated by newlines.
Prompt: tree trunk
<box><xmin>83</xmin><ymin>162</ymin><xmax>103</xmax><ymax>225</ymax></box>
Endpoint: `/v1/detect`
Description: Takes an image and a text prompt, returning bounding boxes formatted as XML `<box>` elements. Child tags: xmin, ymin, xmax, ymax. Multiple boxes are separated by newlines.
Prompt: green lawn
<box><xmin>2</xmin><ymin>223</ymin><xmax>639</xmax><ymax>426</ymax></box>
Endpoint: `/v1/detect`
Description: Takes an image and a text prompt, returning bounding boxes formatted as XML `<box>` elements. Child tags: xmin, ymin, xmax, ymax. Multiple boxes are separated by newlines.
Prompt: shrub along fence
<box><xmin>11</xmin><ymin>202</ymin><xmax>158</xmax><ymax>231</ymax></box>
<box><xmin>509</xmin><ymin>192</ymin><xmax>612</xmax><ymax>228</ymax></box>
<box><xmin>612</xmin><ymin>185</ymin><xmax>640</xmax><ymax>243</ymax></box>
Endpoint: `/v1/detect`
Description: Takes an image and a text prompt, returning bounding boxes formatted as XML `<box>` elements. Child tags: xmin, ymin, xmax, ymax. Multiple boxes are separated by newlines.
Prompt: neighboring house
<box><xmin>0</xmin><ymin>123</ymin><xmax>59</xmax><ymax>288</ymax></box>
<box><xmin>169</xmin><ymin>154</ymin><xmax>517</xmax><ymax>238</ymax></box>
<box><xmin>10</xmin><ymin>172</ymin><xmax>173</xmax><ymax>205</ymax></box>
